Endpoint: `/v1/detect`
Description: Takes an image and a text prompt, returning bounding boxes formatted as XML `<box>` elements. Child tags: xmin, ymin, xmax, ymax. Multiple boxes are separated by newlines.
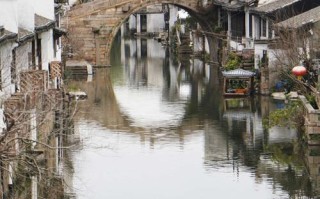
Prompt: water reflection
<box><xmin>68</xmin><ymin>33</ymin><xmax>320</xmax><ymax>198</ymax></box>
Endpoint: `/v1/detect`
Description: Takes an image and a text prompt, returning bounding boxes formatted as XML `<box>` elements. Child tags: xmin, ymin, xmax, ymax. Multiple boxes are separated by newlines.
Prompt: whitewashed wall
<box><xmin>254</xmin><ymin>43</ymin><xmax>266</xmax><ymax>69</ymax></box>
<box><xmin>55</xmin><ymin>42</ymin><xmax>62</xmax><ymax>62</ymax></box>
<box><xmin>33</xmin><ymin>0</ymin><xmax>55</xmax><ymax>20</ymax></box>
<box><xmin>0</xmin><ymin>0</ymin><xmax>18</xmax><ymax>33</ymax></box>
<box><xmin>18</xmin><ymin>0</ymin><xmax>34</xmax><ymax>30</ymax></box>
<box><xmin>128</xmin><ymin>15</ymin><xmax>137</xmax><ymax>30</ymax></box>
<box><xmin>128</xmin><ymin>5</ymin><xmax>179</xmax><ymax>33</ymax></box>
<box><xmin>0</xmin><ymin>43</ymin><xmax>16</xmax><ymax>97</ymax></box>
<box><xmin>254</xmin><ymin>43</ymin><xmax>268</xmax><ymax>69</ymax></box>
<box><xmin>147</xmin><ymin>14</ymin><xmax>165</xmax><ymax>33</ymax></box>
<box><xmin>16</xmin><ymin>43</ymin><xmax>31</xmax><ymax>72</ymax></box>
<box><xmin>252</xmin><ymin>15</ymin><xmax>260</xmax><ymax>40</ymax></box>
<box><xmin>230</xmin><ymin>40</ymin><xmax>245</xmax><ymax>51</ymax></box>
<box><xmin>40</xmin><ymin>30</ymin><xmax>54</xmax><ymax>71</ymax></box>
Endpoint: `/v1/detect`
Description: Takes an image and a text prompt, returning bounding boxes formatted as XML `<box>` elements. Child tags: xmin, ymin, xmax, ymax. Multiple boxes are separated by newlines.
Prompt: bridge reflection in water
<box><xmin>66</xmin><ymin>34</ymin><xmax>320</xmax><ymax>198</ymax></box>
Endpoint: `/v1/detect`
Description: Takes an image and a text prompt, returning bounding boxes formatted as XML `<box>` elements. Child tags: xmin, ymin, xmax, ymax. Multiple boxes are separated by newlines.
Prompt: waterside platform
<box><xmin>68</xmin><ymin>91</ymin><xmax>87</xmax><ymax>100</ymax></box>
<box><xmin>66</xmin><ymin>60</ymin><xmax>94</xmax><ymax>75</ymax></box>
<box><xmin>65</xmin><ymin>60</ymin><xmax>111</xmax><ymax>76</ymax></box>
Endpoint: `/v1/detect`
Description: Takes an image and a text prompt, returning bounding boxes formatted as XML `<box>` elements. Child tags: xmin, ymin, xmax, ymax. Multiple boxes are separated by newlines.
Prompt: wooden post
<box><xmin>245</xmin><ymin>7</ymin><xmax>250</xmax><ymax>47</ymax></box>
<box><xmin>227</xmin><ymin>11</ymin><xmax>231</xmax><ymax>50</ymax></box>
<box><xmin>250</xmin><ymin>76</ymin><xmax>254</xmax><ymax>95</ymax></box>
<box><xmin>202</xmin><ymin>33</ymin><xmax>205</xmax><ymax>56</ymax></box>
<box><xmin>223</xmin><ymin>77</ymin><xmax>226</xmax><ymax>95</ymax></box>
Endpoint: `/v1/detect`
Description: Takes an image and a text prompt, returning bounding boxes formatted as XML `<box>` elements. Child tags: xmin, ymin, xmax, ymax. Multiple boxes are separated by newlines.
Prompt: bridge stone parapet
<box><xmin>62</xmin><ymin>0</ymin><xmax>217</xmax><ymax>65</ymax></box>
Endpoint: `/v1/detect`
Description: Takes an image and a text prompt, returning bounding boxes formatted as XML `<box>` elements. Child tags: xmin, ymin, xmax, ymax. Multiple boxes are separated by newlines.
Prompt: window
<box><xmin>249</xmin><ymin>14</ymin><xmax>253</xmax><ymax>38</ymax></box>
<box><xmin>31</xmin><ymin>40</ymin><xmax>36</xmax><ymax>69</ymax></box>
<box><xmin>140</xmin><ymin>15</ymin><xmax>147</xmax><ymax>32</ymax></box>
<box><xmin>261</xmin><ymin>18</ymin><xmax>267</xmax><ymax>38</ymax></box>
<box><xmin>37</xmin><ymin>37</ymin><xmax>42</xmax><ymax>70</ymax></box>
<box><xmin>11</xmin><ymin>49</ymin><xmax>16</xmax><ymax>84</ymax></box>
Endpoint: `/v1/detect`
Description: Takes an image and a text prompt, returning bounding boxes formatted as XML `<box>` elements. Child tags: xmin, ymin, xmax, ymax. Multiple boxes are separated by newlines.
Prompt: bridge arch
<box><xmin>63</xmin><ymin>0</ymin><xmax>219</xmax><ymax>65</ymax></box>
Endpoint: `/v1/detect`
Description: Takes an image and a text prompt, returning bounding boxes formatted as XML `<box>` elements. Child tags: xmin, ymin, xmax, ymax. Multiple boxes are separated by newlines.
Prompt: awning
<box><xmin>54</xmin><ymin>27</ymin><xmax>67</xmax><ymax>37</ymax></box>
<box><xmin>222</xmin><ymin>68</ymin><xmax>255</xmax><ymax>78</ymax></box>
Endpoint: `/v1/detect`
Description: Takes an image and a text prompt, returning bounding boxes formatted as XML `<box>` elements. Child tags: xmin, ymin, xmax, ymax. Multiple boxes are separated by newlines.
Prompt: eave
<box><xmin>35</xmin><ymin>14</ymin><xmax>55</xmax><ymax>33</ymax></box>
<box><xmin>0</xmin><ymin>28</ymin><xmax>18</xmax><ymax>45</ymax></box>
<box><xmin>17</xmin><ymin>28</ymin><xmax>35</xmax><ymax>44</ymax></box>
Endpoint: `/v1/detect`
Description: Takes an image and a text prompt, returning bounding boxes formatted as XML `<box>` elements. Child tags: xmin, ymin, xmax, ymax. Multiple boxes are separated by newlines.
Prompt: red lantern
<box><xmin>292</xmin><ymin>65</ymin><xmax>307</xmax><ymax>80</ymax></box>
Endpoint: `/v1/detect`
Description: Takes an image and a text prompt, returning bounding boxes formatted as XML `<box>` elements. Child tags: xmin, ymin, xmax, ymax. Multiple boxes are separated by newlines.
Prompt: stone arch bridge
<box><xmin>63</xmin><ymin>0</ymin><xmax>220</xmax><ymax>65</ymax></box>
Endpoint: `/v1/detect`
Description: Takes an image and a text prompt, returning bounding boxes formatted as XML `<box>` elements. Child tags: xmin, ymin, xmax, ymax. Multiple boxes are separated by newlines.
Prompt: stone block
<box><xmin>308</xmin><ymin>156</ymin><xmax>315</xmax><ymax>163</ymax></box>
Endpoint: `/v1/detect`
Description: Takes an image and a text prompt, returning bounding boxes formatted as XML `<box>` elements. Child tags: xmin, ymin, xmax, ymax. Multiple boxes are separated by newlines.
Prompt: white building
<box><xmin>214</xmin><ymin>0</ymin><xmax>320</xmax><ymax>94</ymax></box>
<box><xmin>216</xmin><ymin>0</ymin><xmax>317</xmax><ymax>59</ymax></box>
<box><xmin>125</xmin><ymin>4</ymin><xmax>179</xmax><ymax>34</ymax></box>
<box><xmin>0</xmin><ymin>0</ymin><xmax>63</xmax><ymax>99</ymax></box>
<box><xmin>0</xmin><ymin>1</ymin><xmax>64</xmax><ymax>197</ymax></box>
<box><xmin>0</xmin><ymin>0</ymin><xmax>18</xmax><ymax>98</ymax></box>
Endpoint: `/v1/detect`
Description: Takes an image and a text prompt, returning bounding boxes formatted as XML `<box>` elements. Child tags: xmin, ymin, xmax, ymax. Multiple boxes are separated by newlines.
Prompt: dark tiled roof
<box><xmin>275</xmin><ymin>6</ymin><xmax>320</xmax><ymax>29</ymax></box>
<box><xmin>0</xmin><ymin>27</ymin><xmax>17</xmax><ymax>44</ymax></box>
<box><xmin>213</xmin><ymin>0</ymin><xmax>229</xmax><ymax>4</ymax></box>
<box><xmin>213</xmin><ymin>0</ymin><xmax>256</xmax><ymax>10</ymax></box>
<box><xmin>35</xmin><ymin>14</ymin><xmax>55</xmax><ymax>32</ymax></box>
<box><xmin>214</xmin><ymin>0</ymin><xmax>255</xmax><ymax>3</ymax></box>
<box><xmin>252</xmin><ymin>0</ymin><xmax>301</xmax><ymax>14</ymax></box>
<box><xmin>18</xmin><ymin>28</ymin><xmax>34</xmax><ymax>43</ymax></box>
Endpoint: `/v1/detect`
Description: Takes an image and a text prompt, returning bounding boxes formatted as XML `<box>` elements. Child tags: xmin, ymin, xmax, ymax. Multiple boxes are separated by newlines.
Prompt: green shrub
<box><xmin>225</xmin><ymin>52</ymin><xmax>240</xmax><ymax>70</ymax></box>
<box><xmin>263</xmin><ymin>101</ymin><xmax>304</xmax><ymax>129</ymax></box>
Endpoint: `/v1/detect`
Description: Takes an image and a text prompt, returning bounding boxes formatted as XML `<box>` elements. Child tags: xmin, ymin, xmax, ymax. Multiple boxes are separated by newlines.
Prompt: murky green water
<box><xmin>68</xmin><ymin>34</ymin><xmax>319</xmax><ymax>199</ymax></box>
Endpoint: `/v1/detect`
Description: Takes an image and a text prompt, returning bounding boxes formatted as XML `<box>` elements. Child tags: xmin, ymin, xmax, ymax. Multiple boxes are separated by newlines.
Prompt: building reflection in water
<box><xmin>68</xmin><ymin>31</ymin><xmax>320</xmax><ymax>198</ymax></box>
<box><xmin>204</xmin><ymin>96</ymin><xmax>317</xmax><ymax>197</ymax></box>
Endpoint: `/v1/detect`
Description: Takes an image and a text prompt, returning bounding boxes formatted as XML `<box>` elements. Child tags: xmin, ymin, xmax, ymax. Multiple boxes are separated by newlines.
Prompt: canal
<box><xmin>66</xmin><ymin>33</ymin><xmax>319</xmax><ymax>198</ymax></box>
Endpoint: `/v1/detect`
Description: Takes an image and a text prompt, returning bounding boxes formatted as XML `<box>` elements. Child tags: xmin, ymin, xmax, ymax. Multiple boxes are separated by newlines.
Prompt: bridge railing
<box><xmin>69</xmin><ymin>0</ymin><xmax>198</xmax><ymax>19</ymax></box>
<box><xmin>68</xmin><ymin>0</ymin><xmax>131</xmax><ymax>18</ymax></box>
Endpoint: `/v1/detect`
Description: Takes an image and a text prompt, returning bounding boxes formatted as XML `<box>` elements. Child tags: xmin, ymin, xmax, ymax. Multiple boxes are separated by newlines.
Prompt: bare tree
<box><xmin>267</xmin><ymin>21</ymin><xmax>320</xmax><ymax>94</ymax></box>
<box><xmin>0</xmin><ymin>53</ymin><xmax>76</xmax><ymax>198</ymax></box>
